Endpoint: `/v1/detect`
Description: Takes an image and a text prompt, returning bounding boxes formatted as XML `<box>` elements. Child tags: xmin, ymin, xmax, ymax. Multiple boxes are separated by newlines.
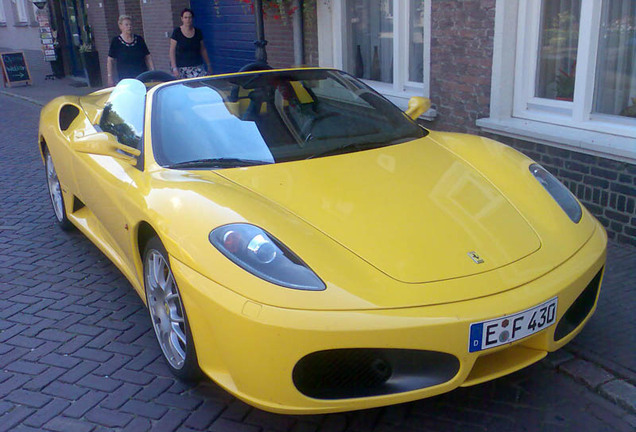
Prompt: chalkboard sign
<box><xmin>1</xmin><ymin>52</ymin><xmax>32</xmax><ymax>87</ymax></box>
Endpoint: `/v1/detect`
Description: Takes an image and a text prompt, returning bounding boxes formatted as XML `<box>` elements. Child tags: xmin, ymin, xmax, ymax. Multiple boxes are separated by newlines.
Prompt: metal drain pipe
<box><xmin>292</xmin><ymin>0</ymin><xmax>305</xmax><ymax>65</ymax></box>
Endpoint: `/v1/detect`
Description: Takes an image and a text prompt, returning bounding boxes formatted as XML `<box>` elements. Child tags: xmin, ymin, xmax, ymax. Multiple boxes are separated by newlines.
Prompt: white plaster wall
<box><xmin>0</xmin><ymin>0</ymin><xmax>42</xmax><ymax>51</ymax></box>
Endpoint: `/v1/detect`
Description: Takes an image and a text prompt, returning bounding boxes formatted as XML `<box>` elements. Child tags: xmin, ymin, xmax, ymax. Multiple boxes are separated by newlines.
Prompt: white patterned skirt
<box><xmin>178</xmin><ymin>65</ymin><xmax>207</xmax><ymax>78</ymax></box>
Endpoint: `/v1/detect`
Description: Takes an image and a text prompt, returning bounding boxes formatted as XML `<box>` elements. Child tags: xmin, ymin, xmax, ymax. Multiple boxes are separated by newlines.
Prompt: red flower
<box><xmin>232</xmin><ymin>0</ymin><xmax>311</xmax><ymax>19</ymax></box>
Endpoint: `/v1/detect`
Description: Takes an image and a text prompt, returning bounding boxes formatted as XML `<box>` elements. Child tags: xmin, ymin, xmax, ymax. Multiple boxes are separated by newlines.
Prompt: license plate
<box><xmin>469</xmin><ymin>297</ymin><xmax>558</xmax><ymax>353</ymax></box>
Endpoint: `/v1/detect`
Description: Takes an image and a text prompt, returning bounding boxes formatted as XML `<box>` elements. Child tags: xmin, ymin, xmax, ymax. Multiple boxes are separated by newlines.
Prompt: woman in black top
<box><xmin>107</xmin><ymin>15</ymin><xmax>154</xmax><ymax>87</ymax></box>
<box><xmin>169</xmin><ymin>8</ymin><xmax>211</xmax><ymax>79</ymax></box>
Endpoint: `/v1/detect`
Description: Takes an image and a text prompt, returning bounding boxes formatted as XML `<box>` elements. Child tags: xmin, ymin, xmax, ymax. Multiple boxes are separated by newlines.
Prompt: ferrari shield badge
<box><xmin>468</xmin><ymin>251</ymin><xmax>484</xmax><ymax>264</ymax></box>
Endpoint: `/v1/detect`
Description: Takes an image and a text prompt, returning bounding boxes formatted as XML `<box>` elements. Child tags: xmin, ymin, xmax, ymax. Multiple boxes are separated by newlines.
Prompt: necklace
<box><xmin>119</xmin><ymin>35</ymin><xmax>137</xmax><ymax>46</ymax></box>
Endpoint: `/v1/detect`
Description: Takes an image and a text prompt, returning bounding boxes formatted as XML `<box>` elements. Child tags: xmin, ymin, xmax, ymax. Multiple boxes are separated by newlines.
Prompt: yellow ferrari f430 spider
<box><xmin>38</xmin><ymin>68</ymin><xmax>606</xmax><ymax>414</ymax></box>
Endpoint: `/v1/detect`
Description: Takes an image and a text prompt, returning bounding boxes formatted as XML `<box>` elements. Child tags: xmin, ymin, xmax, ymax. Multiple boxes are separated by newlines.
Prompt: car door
<box><xmin>72</xmin><ymin>80</ymin><xmax>147</xmax><ymax>274</ymax></box>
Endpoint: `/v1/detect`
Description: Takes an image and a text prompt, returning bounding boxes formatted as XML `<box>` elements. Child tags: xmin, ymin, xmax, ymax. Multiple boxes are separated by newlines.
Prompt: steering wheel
<box><xmin>238</xmin><ymin>62</ymin><xmax>275</xmax><ymax>90</ymax></box>
<box><xmin>239</xmin><ymin>62</ymin><xmax>273</xmax><ymax>73</ymax></box>
<box><xmin>135</xmin><ymin>70</ymin><xmax>176</xmax><ymax>84</ymax></box>
<box><xmin>301</xmin><ymin>112</ymin><xmax>337</xmax><ymax>142</ymax></box>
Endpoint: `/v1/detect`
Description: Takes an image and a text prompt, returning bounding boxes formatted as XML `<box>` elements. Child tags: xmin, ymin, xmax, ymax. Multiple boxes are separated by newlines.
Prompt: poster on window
<box><xmin>36</xmin><ymin>6</ymin><xmax>57</xmax><ymax>62</ymax></box>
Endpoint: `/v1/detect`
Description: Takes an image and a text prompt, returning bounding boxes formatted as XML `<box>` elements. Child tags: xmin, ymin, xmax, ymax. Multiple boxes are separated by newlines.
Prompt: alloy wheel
<box><xmin>145</xmin><ymin>249</ymin><xmax>187</xmax><ymax>370</ymax></box>
<box><xmin>45</xmin><ymin>151</ymin><xmax>65</xmax><ymax>222</ymax></box>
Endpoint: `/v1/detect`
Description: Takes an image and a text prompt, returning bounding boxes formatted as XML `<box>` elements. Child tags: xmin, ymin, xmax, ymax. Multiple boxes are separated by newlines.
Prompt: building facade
<box><xmin>0</xmin><ymin>0</ymin><xmax>48</xmax><ymax>81</ymax></box>
<box><xmin>0</xmin><ymin>0</ymin><xmax>41</xmax><ymax>51</ymax></box>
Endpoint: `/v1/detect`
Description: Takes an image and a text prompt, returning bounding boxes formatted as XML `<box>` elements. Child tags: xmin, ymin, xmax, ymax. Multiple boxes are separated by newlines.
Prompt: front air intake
<box><xmin>293</xmin><ymin>348</ymin><xmax>459</xmax><ymax>399</ymax></box>
<box><xmin>554</xmin><ymin>268</ymin><xmax>603</xmax><ymax>341</ymax></box>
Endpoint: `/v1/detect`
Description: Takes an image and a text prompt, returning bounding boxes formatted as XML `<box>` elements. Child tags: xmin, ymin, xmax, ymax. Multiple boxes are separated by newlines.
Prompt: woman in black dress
<box><xmin>106</xmin><ymin>15</ymin><xmax>154</xmax><ymax>87</ymax></box>
<box><xmin>169</xmin><ymin>8</ymin><xmax>211</xmax><ymax>79</ymax></box>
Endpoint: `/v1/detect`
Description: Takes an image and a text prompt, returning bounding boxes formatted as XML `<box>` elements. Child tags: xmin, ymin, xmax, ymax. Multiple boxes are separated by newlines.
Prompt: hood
<box><xmin>216</xmin><ymin>138</ymin><xmax>541</xmax><ymax>283</ymax></box>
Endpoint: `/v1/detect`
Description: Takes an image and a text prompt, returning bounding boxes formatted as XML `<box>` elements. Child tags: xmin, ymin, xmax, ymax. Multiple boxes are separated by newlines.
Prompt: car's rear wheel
<box><xmin>143</xmin><ymin>237</ymin><xmax>201</xmax><ymax>381</ymax></box>
<box><xmin>44</xmin><ymin>148</ymin><xmax>73</xmax><ymax>231</ymax></box>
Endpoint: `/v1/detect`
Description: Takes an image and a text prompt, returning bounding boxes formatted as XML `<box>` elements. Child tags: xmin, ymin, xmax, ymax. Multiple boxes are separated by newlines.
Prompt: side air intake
<box><xmin>59</xmin><ymin>105</ymin><xmax>80</xmax><ymax>131</ymax></box>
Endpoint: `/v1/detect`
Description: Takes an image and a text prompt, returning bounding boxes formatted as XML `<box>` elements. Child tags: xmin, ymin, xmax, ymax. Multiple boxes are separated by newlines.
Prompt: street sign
<box><xmin>0</xmin><ymin>52</ymin><xmax>32</xmax><ymax>88</ymax></box>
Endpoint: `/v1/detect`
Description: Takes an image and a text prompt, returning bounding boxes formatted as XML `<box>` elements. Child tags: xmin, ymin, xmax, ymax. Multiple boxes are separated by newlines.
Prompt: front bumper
<box><xmin>174</xmin><ymin>222</ymin><xmax>606</xmax><ymax>414</ymax></box>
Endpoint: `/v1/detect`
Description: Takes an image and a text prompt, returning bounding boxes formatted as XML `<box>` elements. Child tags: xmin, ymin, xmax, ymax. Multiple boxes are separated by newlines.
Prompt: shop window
<box><xmin>478</xmin><ymin>0</ymin><xmax>636</xmax><ymax>162</ymax></box>
<box><xmin>317</xmin><ymin>0</ymin><xmax>431</xmax><ymax>113</ymax></box>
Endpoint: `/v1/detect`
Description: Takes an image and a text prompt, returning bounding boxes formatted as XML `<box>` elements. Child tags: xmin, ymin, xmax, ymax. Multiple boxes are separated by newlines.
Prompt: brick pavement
<box><xmin>569</xmin><ymin>241</ymin><xmax>636</xmax><ymax>381</ymax></box>
<box><xmin>0</xmin><ymin>92</ymin><xmax>634</xmax><ymax>431</ymax></box>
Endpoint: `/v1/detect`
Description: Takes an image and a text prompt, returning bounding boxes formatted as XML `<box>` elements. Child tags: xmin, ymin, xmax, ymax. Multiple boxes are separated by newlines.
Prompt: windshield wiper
<box><xmin>165</xmin><ymin>158</ymin><xmax>272</xmax><ymax>169</ymax></box>
<box><xmin>306</xmin><ymin>136</ymin><xmax>414</xmax><ymax>160</ymax></box>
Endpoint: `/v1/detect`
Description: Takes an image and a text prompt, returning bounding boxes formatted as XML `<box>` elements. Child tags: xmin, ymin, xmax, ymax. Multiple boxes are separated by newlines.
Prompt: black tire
<box><xmin>43</xmin><ymin>147</ymin><xmax>74</xmax><ymax>231</ymax></box>
<box><xmin>143</xmin><ymin>236</ymin><xmax>201</xmax><ymax>381</ymax></box>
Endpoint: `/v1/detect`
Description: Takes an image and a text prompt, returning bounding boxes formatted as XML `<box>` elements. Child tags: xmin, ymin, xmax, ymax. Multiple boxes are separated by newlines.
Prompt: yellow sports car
<box><xmin>38</xmin><ymin>68</ymin><xmax>606</xmax><ymax>414</ymax></box>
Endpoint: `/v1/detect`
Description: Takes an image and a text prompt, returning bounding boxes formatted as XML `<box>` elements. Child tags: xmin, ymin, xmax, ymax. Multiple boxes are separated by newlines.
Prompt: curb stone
<box><xmin>550</xmin><ymin>356</ymin><xmax>636</xmax><ymax>414</ymax></box>
<box><xmin>566</xmin><ymin>344</ymin><xmax>636</xmax><ymax>385</ymax></box>
<box><xmin>0</xmin><ymin>91</ymin><xmax>44</xmax><ymax>107</ymax></box>
<box><xmin>559</xmin><ymin>358</ymin><xmax>614</xmax><ymax>388</ymax></box>
<box><xmin>599</xmin><ymin>380</ymin><xmax>636</xmax><ymax>413</ymax></box>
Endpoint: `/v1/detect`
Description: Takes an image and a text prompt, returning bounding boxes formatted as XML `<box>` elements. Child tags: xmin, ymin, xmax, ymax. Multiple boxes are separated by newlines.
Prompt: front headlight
<box><xmin>209</xmin><ymin>224</ymin><xmax>326</xmax><ymax>291</ymax></box>
<box><xmin>530</xmin><ymin>164</ymin><xmax>582</xmax><ymax>223</ymax></box>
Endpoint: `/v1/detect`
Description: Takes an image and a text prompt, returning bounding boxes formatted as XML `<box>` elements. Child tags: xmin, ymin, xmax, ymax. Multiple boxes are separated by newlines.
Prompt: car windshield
<box><xmin>152</xmin><ymin>69</ymin><xmax>427</xmax><ymax>168</ymax></box>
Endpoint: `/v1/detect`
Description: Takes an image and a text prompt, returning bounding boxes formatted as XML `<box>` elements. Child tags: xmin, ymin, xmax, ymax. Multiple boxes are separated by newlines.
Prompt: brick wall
<box><xmin>140</xmin><ymin>1</ymin><xmax>175</xmax><ymax>72</ymax></box>
<box><xmin>85</xmin><ymin>0</ymin><xmax>120</xmax><ymax>85</ymax></box>
<box><xmin>491</xmin><ymin>138</ymin><xmax>636</xmax><ymax>246</ymax></box>
<box><xmin>264</xmin><ymin>15</ymin><xmax>295</xmax><ymax>68</ymax></box>
<box><xmin>262</xmin><ymin>1</ymin><xmax>319</xmax><ymax>68</ymax></box>
<box><xmin>118</xmin><ymin>0</ymin><xmax>144</xmax><ymax>38</ymax></box>
<box><xmin>428</xmin><ymin>0</ymin><xmax>495</xmax><ymax>135</ymax></box>
<box><xmin>171</xmin><ymin>0</ymin><xmax>191</xmax><ymax>27</ymax></box>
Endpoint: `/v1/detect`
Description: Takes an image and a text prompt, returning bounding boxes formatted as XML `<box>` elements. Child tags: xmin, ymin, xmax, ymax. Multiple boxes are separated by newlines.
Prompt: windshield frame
<box><xmin>150</xmin><ymin>68</ymin><xmax>428</xmax><ymax>170</ymax></box>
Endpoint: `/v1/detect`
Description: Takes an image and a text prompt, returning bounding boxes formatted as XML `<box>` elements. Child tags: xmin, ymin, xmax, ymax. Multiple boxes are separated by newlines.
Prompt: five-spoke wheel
<box><xmin>143</xmin><ymin>237</ymin><xmax>200</xmax><ymax>380</ymax></box>
<box><xmin>44</xmin><ymin>148</ymin><xmax>73</xmax><ymax>230</ymax></box>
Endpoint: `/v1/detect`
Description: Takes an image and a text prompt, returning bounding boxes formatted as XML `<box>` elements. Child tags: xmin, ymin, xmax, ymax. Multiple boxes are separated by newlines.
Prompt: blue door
<box><xmin>190</xmin><ymin>0</ymin><xmax>256</xmax><ymax>74</ymax></box>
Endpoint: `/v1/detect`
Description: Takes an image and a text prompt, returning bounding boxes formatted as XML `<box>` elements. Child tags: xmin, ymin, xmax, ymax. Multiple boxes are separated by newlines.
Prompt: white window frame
<box><xmin>0</xmin><ymin>0</ymin><xmax>7</xmax><ymax>24</ymax></box>
<box><xmin>477</xmin><ymin>0</ymin><xmax>636</xmax><ymax>163</ymax></box>
<box><xmin>14</xmin><ymin>0</ymin><xmax>28</xmax><ymax>24</ymax></box>
<box><xmin>29</xmin><ymin>2</ymin><xmax>39</xmax><ymax>24</ymax></box>
<box><xmin>317</xmin><ymin>0</ymin><xmax>433</xmax><ymax>115</ymax></box>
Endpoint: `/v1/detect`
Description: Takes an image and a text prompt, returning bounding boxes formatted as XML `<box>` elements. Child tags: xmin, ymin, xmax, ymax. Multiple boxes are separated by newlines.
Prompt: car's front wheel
<box><xmin>143</xmin><ymin>237</ymin><xmax>201</xmax><ymax>381</ymax></box>
<box><xmin>44</xmin><ymin>148</ymin><xmax>73</xmax><ymax>231</ymax></box>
